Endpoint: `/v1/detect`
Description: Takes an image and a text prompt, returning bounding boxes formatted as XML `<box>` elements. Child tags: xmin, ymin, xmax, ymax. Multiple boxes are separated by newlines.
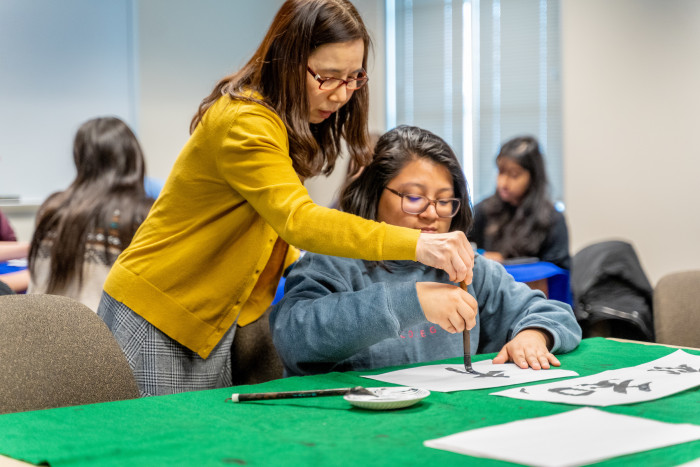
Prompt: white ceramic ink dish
<box><xmin>344</xmin><ymin>387</ymin><xmax>430</xmax><ymax>410</ymax></box>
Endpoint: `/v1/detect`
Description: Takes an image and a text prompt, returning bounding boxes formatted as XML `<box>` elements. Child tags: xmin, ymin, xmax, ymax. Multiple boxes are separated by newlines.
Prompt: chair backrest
<box><xmin>0</xmin><ymin>294</ymin><xmax>140</xmax><ymax>414</ymax></box>
<box><xmin>653</xmin><ymin>270</ymin><xmax>700</xmax><ymax>348</ymax></box>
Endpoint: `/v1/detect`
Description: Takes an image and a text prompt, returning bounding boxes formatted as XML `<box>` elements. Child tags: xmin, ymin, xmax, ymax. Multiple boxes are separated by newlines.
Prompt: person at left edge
<box><xmin>97</xmin><ymin>0</ymin><xmax>474</xmax><ymax>397</ymax></box>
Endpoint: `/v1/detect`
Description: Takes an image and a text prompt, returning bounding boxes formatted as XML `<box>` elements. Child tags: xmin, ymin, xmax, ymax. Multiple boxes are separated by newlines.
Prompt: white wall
<box><xmin>137</xmin><ymin>0</ymin><xmax>284</xmax><ymax>179</ymax></box>
<box><xmin>0</xmin><ymin>0</ymin><xmax>137</xmax><ymax>241</ymax></box>
<box><xmin>561</xmin><ymin>0</ymin><xmax>700</xmax><ymax>285</ymax></box>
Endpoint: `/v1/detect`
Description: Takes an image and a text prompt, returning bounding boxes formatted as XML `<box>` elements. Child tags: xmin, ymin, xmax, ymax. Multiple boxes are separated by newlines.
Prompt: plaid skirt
<box><xmin>97</xmin><ymin>291</ymin><xmax>235</xmax><ymax>397</ymax></box>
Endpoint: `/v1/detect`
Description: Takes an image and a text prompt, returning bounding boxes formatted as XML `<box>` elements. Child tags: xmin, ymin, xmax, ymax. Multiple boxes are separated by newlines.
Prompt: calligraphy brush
<box><xmin>230</xmin><ymin>386</ymin><xmax>376</xmax><ymax>402</ymax></box>
<box><xmin>459</xmin><ymin>280</ymin><xmax>476</xmax><ymax>374</ymax></box>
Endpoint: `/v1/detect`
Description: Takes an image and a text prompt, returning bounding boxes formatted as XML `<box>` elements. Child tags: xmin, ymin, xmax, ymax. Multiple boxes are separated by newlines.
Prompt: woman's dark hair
<box><xmin>481</xmin><ymin>135</ymin><xmax>554</xmax><ymax>258</ymax></box>
<box><xmin>191</xmin><ymin>0</ymin><xmax>372</xmax><ymax>179</ymax></box>
<box><xmin>28</xmin><ymin>117</ymin><xmax>153</xmax><ymax>293</ymax></box>
<box><xmin>340</xmin><ymin>125</ymin><xmax>472</xmax><ymax>234</ymax></box>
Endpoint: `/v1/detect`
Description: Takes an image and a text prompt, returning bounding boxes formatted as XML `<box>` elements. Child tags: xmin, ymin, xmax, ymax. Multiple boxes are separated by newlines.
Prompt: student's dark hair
<box><xmin>481</xmin><ymin>135</ymin><xmax>554</xmax><ymax>258</ymax></box>
<box><xmin>190</xmin><ymin>0</ymin><xmax>372</xmax><ymax>179</ymax></box>
<box><xmin>28</xmin><ymin>117</ymin><xmax>153</xmax><ymax>293</ymax></box>
<box><xmin>340</xmin><ymin>125</ymin><xmax>472</xmax><ymax>234</ymax></box>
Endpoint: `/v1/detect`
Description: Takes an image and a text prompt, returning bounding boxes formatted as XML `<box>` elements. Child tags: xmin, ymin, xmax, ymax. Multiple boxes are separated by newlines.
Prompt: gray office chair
<box><xmin>231</xmin><ymin>308</ymin><xmax>284</xmax><ymax>386</ymax></box>
<box><xmin>0</xmin><ymin>294</ymin><xmax>140</xmax><ymax>414</ymax></box>
<box><xmin>653</xmin><ymin>270</ymin><xmax>700</xmax><ymax>348</ymax></box>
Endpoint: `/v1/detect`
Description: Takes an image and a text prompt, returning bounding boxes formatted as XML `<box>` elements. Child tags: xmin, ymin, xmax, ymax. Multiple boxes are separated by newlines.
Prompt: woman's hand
<box><xmin>416</xmin><ymin>282</ymin><xmax>477</xmax><ymax>334</ymax></box>
<box><xmin>493</xmin><ymin>329</ymin><xmax>559</xmax><ymax>370</ymax></box>
<box><xmin>415</xmin><ymin>232</ymin><xmax>474</xmax><ymax>284</ymax></box>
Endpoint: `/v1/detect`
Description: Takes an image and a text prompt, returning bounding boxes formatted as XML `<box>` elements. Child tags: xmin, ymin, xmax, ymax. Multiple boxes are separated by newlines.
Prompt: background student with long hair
<box><xmin>28</xmin><ymin>117</ymin><xmax>153</xmax><ymax>311</ymax></box>
<box><xmin>469</xmin><ymin>136</ymin><xmax>571</xmax><ymax>269</ymax></box>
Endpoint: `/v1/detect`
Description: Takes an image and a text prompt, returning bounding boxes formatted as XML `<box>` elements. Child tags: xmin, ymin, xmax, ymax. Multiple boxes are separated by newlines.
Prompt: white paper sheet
<box><xmin>362</xmin><ymin>360</ymin><xmax>578</xmax><ymax>392</ymax></box>
<box><xmin>424</xmin><ymin>407</ymin><xmax>700</xmax><ymax>467</ymax></box>
<box><xmin>492</xmin><ymin>349</ymin><xmax>700</xmax><ymax>406</ymax></box>
<box><xmin>677</xmin><ymin>458</ymin><xmax>700</xmax><ymax>467</ymax></box>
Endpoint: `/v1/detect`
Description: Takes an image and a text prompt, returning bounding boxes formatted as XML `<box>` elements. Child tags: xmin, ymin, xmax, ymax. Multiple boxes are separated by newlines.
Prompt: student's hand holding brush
<box><xmin>416</xmin><ymin>281</ymin><xmax>477</xmax><ymax>334</ymax></box>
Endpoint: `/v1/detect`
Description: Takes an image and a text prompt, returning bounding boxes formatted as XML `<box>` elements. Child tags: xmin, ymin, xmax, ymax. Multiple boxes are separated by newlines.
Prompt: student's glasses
<box><xmin>384</xmin><ymin>187</ymin><xmax>461</xmax><ymax>218</ymax></box>
<box><xmin>307</xmin><ymin>66</ymin><xmax>369</xmax><ymax>91</ymax></box>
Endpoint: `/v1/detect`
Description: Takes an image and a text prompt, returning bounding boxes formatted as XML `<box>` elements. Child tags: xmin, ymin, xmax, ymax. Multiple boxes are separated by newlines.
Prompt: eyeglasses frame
<box><xmin>306</xmin><ymin>66</ymin><xmax>369</xmax><ymax>91</ymax></box>
<box><xmin>384</xmin><ymin>187</ymin><xmax>461</xmax><ymax>218</ymax></box>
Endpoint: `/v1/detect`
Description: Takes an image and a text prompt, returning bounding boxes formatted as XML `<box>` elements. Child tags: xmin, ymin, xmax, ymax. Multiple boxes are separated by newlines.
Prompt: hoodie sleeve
<box><xmin>471</xmin><ymin>255</ymin><xmax>582</xmax><ymax>354</ymax></box>
<box><xmin>268</xmin><ymin>254</ymin><xmax>426</xmax><ymax>376</ymax></box>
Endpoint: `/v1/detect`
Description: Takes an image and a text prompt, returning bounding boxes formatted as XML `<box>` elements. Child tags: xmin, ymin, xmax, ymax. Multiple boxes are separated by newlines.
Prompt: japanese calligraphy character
<box><xmin>648</xmin><ymin>364</ymin><xmax>699</xmax><ymax>375</ymax></box>
<box><xmin>445</xmin><ymin>367</ymin><xmax>508</xmax><ymax>378</ymax></box>
<box><xmin>548</xmin><ymin>379</ymin><xmax>652</xmax><ymax>397</ymax></box>
<box><xmin>581</xmin><ymin>379</ymin><xmax>652</xmax><ymax>394</ymax></box>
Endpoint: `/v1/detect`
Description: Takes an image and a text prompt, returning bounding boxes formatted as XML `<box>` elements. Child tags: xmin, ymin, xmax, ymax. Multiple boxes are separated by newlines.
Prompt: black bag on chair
<box><xmin>571</xmin><ymin>240</ymin><xmax>654</xmax><ymax>341</ymax></box>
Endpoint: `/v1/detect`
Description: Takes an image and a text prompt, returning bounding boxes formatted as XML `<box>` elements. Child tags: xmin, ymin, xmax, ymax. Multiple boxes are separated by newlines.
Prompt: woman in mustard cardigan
<box><xmin>98</xmin><ymin>0</ymin><xmax>474</xmax><ymax>396</ymax></box>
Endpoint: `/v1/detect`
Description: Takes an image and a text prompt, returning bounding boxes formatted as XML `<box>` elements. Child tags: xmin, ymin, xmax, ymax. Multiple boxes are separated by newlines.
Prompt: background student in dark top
<box><xmin>469</xmin><ymin>136</ymin><xmax>570</xmax><ymax>270</ymax></box>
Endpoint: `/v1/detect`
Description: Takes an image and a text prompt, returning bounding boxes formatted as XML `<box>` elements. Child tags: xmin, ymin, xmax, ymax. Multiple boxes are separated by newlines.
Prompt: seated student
<box><xmin>28</xmin><ymin>117</ymin><xmax>153</xmax><ymax>311</ymax></box>
<box><xmin>269</xmin><ymin>126</ymin><xmax>581</xmax><ymax>376</ymax></box>
<box><xmin>469</xmin><ymin>136</ymin><xmax>570</xmax><ymax>269</ymax></box>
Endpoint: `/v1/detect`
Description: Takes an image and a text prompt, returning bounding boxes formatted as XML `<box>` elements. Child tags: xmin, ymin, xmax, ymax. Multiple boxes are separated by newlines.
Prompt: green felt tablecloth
<box><xmin>0</xmin><ymin>338</ymin><xmax>698</xmax><ymax>466</ymax></box>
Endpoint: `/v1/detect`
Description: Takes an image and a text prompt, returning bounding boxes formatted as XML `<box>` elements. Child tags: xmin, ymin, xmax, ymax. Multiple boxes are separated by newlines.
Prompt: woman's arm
<box><xmin>0</xmin><ymin>270</ymin><xmax>29</xmax><ymax>293</ymax></box>
<box><xmin>0</xmin><ymin>241</ymin><xmax>29</xmax><ymax>262</ymax></box>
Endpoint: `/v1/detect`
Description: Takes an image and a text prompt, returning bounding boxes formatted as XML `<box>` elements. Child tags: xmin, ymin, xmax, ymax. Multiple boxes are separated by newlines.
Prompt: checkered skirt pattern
<box><xmin>97</xmin><ymin>292</ymin><xmax>235</xmax><ymax>397</ymax></box>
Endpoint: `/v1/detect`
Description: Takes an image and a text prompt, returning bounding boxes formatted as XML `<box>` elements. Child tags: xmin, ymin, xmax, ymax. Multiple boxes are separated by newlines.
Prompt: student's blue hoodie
<box><xmin>269</xmin><ymin>254</ymin><xmax>582</xmax><ymax>376</ymax></box>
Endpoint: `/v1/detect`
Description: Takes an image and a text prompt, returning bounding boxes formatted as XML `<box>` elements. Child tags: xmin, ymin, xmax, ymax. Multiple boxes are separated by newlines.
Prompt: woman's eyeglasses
<box><xmin>384</xmin><ymin>187</ymin><xmax>460</xmax><ymax>218</ymax></box>
<box><xmin>307</xmin><ymin>66</ymin><xmax>369</xmax><ymax>91</ymax></box>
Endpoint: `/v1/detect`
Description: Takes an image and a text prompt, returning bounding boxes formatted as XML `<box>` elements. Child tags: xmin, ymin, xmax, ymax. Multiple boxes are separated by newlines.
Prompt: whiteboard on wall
<box><xmin>0</xmin><ymin>0</ymin><xmax>137</xmax><ymax>205</ymax></box>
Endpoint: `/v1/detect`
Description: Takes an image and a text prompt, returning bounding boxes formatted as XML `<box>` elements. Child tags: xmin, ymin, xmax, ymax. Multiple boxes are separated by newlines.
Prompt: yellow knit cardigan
<box><xmin>105</xmin><ymin>95</ymin><xmax>419</xmax><ymax>358</ymax></box>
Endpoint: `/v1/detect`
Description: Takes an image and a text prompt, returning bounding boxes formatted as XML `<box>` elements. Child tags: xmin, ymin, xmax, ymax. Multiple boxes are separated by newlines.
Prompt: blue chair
<box><xmin>272</xmin><ymin>277</ymin><xmax>286</xmax><ymax>305</ymax></box>
<box><xmin>504</xmin><ymin>261</ymin><xmax>571</xmax><ymax>305</ymax></box>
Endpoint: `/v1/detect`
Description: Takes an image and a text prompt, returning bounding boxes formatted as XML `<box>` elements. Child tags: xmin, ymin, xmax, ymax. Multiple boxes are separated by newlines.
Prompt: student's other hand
<box><xmin>493</xmin><ymin>329</ymin><xmax>560</xmax><ymax>370</ymax></box>
<box><xmin>415</xmin><ymin>232</ymin><xmax>474</xmax><ymax>284</ymax></box>
<box><xmin>482</xmin><ymin>251</ymin><xmax>504</xmax><ymax>263</ymax></box>
<box><xmin>416</xmin><ymin>282</ymin><xmax>477</xmax><ymax>334</ymax></box>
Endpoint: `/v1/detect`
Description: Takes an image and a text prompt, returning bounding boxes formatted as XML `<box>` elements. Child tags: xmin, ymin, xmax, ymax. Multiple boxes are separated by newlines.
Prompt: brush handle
<box><xmin>232</xmin><ymin>388</ymin><xmax>354</xmax><ymax>402</ymax></box>
<box><xmin>460</xmin><ymin>280</ymin><xmax>473</xmax><ymax>371</ymax></box>
<box><xmin>463</xmin><ymin>329</ymin><xmax>472</xmax><ymax>371</ymax></box>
